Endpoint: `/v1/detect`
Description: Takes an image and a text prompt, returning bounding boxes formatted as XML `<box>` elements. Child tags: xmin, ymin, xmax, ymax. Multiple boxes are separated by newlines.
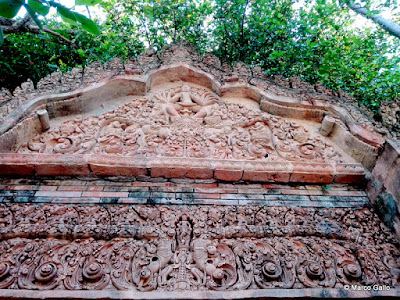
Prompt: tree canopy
<box><xmin>1</xmin><ymin>0</ymin><xmax>399</xmax><ymax>114</ymax></box>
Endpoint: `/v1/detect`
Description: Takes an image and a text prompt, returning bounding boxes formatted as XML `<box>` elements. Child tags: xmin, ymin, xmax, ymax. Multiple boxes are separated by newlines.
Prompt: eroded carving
<box><xmin>17</xmin><ymin>84</ymin><xmax>348</xmax><ymax>165</ymax></box>
<box><xmin>0</xmin><ymin>204</ymin><xmax>399</xmax><ymax>291</ymax></box>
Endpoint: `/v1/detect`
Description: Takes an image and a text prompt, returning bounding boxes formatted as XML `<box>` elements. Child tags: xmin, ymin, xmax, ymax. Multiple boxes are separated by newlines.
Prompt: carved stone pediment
<box><xmin>16</xmin><ymin>84</ymin><xmax>342</xmax><ymax>162</ymax></box>
<box><xmin>0</xmin><ymin>81</ymin><xmax>363</xmax><ymax>183</ymax></box>
<box><xmin>0</xmin><ymin>45</ymin><xmax>386</xmax><ymax>182</ymax></box>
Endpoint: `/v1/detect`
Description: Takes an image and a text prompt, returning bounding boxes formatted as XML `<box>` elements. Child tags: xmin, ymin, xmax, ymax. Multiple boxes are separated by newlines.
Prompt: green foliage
<box><xmin>1</xmin><ymin>0</ymin><xmax>399</xmax><ymax>114</ymax></box>
<box><xmin>0</xmin><ymin>0</ymin><xmax>24</xmax><ymax>18</ymax></box>
<box><xmin>0</xmin><ymin>18</ymin><xmax>144</xmax><ymax>90</ymax></box>
<box><xmin>0</xmin><ymin>0</ymin><xmax>102</xmax><ymax>43</ymax></box>
<box><xmin>75</xmin><ymin>0</ymin><xmax>102</xmax><ymax>6</ymax></box>
<box><xmin>28</xmin><ymin>0</ymin><xmax>50</xmax><ymax>16</ymax></box>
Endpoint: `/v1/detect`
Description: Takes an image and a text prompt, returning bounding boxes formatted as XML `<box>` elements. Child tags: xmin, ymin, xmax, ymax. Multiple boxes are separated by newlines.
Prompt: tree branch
<box><xmin>1</xmin><ymin>14</ymin><xmax>32</xmax><ymax>33</ymax></box>
<box><xmin>1</xmin><ymin>15</ymin><xmax>76</xmax><ymax>47</ymax></box>
<box><xmin>349</xmin><ymin>2</ymin><xmax>400</xmax><ymax>39</ymax></box>
<box><xmin>42</xmin><ymin>27</ymin><xmax>76</xmax><ymax>47</ymax></box>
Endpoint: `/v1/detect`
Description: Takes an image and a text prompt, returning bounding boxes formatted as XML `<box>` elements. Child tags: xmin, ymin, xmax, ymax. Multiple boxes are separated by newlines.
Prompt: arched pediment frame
<box><xmin>0</xmin><ymin>61</ymin><xmax>383</xmax><ymax>183</ymax></box>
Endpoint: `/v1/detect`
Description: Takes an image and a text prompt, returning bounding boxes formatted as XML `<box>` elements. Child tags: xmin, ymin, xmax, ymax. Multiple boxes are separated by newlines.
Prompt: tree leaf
<box><xmin>24</xmin><ymin>3</ymin><xmax>43</xmax><ymax>30</ymax></box>
<box><xmin>56</xmin><ymin>4</ymin><xmax>77</xmax><ymax>25</ymax></box>
<box><xmin>28</xmin><ymin>0</ymin><xmax>50</xmax><ymax>16</ymax></box>
<box><xmin>60</xmin><ymin>14</ymin><xmax>78</xmax><ymax>25</ymax></box>
<box><xmin>0</xmin><ymin>0</ymin><xmax>23</xmax><ymax>18</ymax></box>
<box><xmin>75</xmin><ymin>0</ymin><xmax>102</xmax><ymax>6</ymax></box>
<box><xmin>74</xmin><ymin>12</ymin><xmax>100</xmax><ymax>35</ymax></box>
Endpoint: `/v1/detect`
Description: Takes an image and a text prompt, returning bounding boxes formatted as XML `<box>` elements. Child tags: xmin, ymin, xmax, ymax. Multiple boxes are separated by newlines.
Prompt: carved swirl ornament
<box><xmin>0</xmin><ymin>204</ymin><xmax>399</xmax><ymax>291</ymax></box>
<box><xmin>17</xmin><ymin>85</ymin><xmax>346</xmax><ymax>164</ymax></box>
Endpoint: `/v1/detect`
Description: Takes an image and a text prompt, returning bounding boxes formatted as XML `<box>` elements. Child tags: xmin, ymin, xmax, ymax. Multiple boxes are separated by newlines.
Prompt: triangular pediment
<box><xmin>1</xmin><ymin>81</ymin><xmax>364</xmax><ymax>183</ymax></box>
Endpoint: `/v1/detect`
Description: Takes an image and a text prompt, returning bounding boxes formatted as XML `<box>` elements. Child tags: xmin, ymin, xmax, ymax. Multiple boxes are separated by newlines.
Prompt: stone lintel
<box><xmin>0</xmin><ymin>154</ymin><xmax>365</xmax><ymax>184</ymax></box>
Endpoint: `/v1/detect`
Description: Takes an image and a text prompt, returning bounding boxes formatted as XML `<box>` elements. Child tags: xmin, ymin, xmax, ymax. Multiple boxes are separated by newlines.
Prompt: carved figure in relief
<box><xmin>155</xmin><ymin>85</ymin><xmax>218</xmax><ymax>120</ymax></box>
<box><xmin>0</xmin><ymin>205</ymin><xmax>399</xmax><ymax>291</ymax></box>
<box><xmin>16</xmin><ymin>84</ymin><xmax>350</xmax><ymax>164</ymax></box>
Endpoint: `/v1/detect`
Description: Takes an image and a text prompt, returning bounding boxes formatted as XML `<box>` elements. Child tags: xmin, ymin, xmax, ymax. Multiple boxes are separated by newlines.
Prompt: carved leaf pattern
<box><xmin>0</xmin><ymin>204</ymin><xmax>399</xmax><ymax>291</ymax></box>
<box><xmin>17</xmin><ymin>85</ymin><xmax>345</xmax><ymax>164</ymax></box>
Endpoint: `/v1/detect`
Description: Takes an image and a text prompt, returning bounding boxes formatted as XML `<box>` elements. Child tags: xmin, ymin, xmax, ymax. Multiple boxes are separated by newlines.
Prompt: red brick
<box><xmin>280</xmin><ymin>189</ymin><xmax>324</xmax><ymax>195</ymax></box>
<box><xmin>87</xmin><ymin>186</ymin><xmax>104</xmax><ymax>191</ymax></box>
<box><xmin>192</xmin><ymin>183</ymin><xmax>218</xmax><ymax>188</ymax></box>
<box><xmin>51</xmin><ymin>197</ymin><xmax>100</xmax><ymax>204</ymax></box>
<box><xmin>151</xmin><ymin>167</ymin><xmax>187</xmax><ymax>178</ymax></box>
<box><xmin>118</xmin><ymin>198</ymin><xmax>147</xmax><ymax>204</ymax></box>
<box><xmin>149</xmin><ymin>192</ymin><xmax>175</xmax><ymax>198</ymax></box>
<box><xmin>90</xmin><ymin>164</ymin><xmax>148</xmax><ymax>177</ymax></box>
<box><xmin>214</xmin><ymin>169</ymin><xmax>243</xmax><ymax>181</ymax></box>
<box><xmin>193</xmin><ymin>193</ymin><xmax>220</xmax><ymax>199</ymax></box>
<box><xmin>57</xmin><ymin>186</ymin><xmax>88</xmax><ymax>191</ymax></box>
<box><xmin>221</xmin><ymin>193</ymin><xmax>264</xmax><ymax>200</ymax></box>
<box><xmin>59</xmin><ymin>180</ymin><xmax>87</xmax><ymax>186</ymax></box>
<box><xmin>35</xmin><ymin>191</ymin><xmax>82</xmax><ymax>198</ymax></box>
<box><xmin>35</xmin><ymin>162</ymin><xmax>91</xmax><ymax>176</ymax></box>
<box><xmin>192</xmin><ymin>199</ymin><xmax>237</xmax><ymax>205</ymax></box>
<box><xmin>194</xmin><ymin>188</ymin><xmax>237</xmax><ymax>194</ymax></box>
<box><xmin>185</xmin><ymin>168</ymin><xmax>213</xmax><ymax>179</ymax></box>
<box><xmin>290</xmin><ymin>173</ymin><xmax>333</xmax><ymax>184</ymax></box>
<box><xmin>133</xmin><ymin>182</ymin><xmax>174</xmax><ymax>187</ymax></box>
<box><xmin>88</xmin><ymin>155</ymin><xmax>148</xmax><ymax>177</ymax></box>
<box><xmin>324</xmin><ymin>190</ymin><xmax>367</xmax><ymax>197</ymax></box>
<box><xmin>149</xmin><ymin>186</ymin><xmax>180</xmax><ymax>193</ymax></box>
<box><xmin>0</xmin><ymin>164</ymin><xmax>35</xmax><ymax>175</ymax></box>
<box><xmin>39</xmin><ymin>186</ymin><xmax>58</xmax><ymax>191</ymax></box>
<box><xmin>237</xmin><ymin>188</ymin><xmax>269</xmax><ymax>194</ymax></box>
<box><xmin>9</xmin><ymin>185</ymin><xmax>38</xmax><ymax>191</ymax></box>
<box><xmin>242</xmin><ymin>171</ymin><xmax>290</xmax><ymax>183</ymax></box>
<box><xmin>103</xmin><ymin>186</ymin><xmax>131</xmax><ymax>192</ymax></box>
<box><xmin>262</xmin><ymin>184</ymin><xmax>287</xmax><ymax>189</ymax></box>
<box><xmin>217</xmin><ymin>184</ymin><xmax>238</xmax><ymax>188</ymax></box>
<box><xmin>81</xmin><ymin>191</ymin><xmax>129</xmax><ymax>198</ymax></box>
<box><xmin>334</xmin><ymin>174</ymin><xmax>366</xmax><ymax>184</ymax></box>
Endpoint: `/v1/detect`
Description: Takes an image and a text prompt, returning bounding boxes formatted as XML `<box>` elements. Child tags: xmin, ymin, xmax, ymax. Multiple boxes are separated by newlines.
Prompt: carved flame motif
<box><xmin>17</xmin><ymin>85</ymin><xmax>344</xmax><ymax>163</ymax></box>
<box><xmin>0</xmin><ymin>204</ymin><xmax>399</xmax><ymax>291</ymax></box>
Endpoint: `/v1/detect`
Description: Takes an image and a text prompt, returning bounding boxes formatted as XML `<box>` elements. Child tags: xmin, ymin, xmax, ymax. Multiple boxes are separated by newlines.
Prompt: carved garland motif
<box><xmin>17</xmin><ymin>85</ymin><xmax>346</xmax><ymax>164</ymax></box>
<box><xmin>0</xmin><ymin>204</ymin><xmax>399</xmax><ymax>291</ymax></box>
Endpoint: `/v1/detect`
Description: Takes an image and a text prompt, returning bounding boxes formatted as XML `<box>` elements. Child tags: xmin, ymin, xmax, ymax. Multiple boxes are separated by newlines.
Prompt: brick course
<box><xmin>0</xmin><ymin>176</ymin><xmax>368</xmax><ymax>208</ymax></box>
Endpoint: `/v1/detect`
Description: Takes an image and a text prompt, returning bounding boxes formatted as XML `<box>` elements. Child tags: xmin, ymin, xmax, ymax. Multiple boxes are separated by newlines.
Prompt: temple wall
<box><xmin>1</xmin><ymin>177</ymin><xmax>400</xmax><ymax>299</ymax></box>
<box><xmin>0</xmin><ymin>44</ymin><xmax>399</xmax><ymax>299</ymax></box>
<box><xmin>367</xmin><ymin>139</ymin><xmax>400</xmax><ymax>238</ymax></box>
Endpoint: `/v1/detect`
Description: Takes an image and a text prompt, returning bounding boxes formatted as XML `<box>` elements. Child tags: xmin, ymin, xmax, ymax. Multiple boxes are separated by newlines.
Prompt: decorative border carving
<box><xmin>0</xmin><ymin>204</ymin><xmax>399</xmax><ymax>292</ymax></box>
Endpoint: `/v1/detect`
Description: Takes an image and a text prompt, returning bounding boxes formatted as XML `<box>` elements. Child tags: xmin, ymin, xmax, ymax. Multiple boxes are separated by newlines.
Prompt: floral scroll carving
<box><xmin>17</xmin><ymin>84</ymin><xmax>347</xmax><ymax>165</ymax></box>
<box><xmin>0</xmin><ymin>204</ymin><xmax>399</xmax><ymax>291</ymax></box>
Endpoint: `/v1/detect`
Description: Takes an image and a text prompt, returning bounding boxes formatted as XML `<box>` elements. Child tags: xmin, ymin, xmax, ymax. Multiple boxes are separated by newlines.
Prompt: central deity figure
<box><xmin>157</xmin><ymin>85</ymin><xmax>218</xmax><ymax>119</ymax></box>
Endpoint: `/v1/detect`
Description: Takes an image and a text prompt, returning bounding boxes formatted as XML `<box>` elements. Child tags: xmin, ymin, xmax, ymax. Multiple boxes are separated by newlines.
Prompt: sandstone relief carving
<box><xmin>0</xmin><ymin>204</ymin><xmax>399</xmax><ymax>291</ymax></box>
<box><xmin>16</xmin><ymin>84</ymin><xmax>348</xmax><ymax>165</ymax></box>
